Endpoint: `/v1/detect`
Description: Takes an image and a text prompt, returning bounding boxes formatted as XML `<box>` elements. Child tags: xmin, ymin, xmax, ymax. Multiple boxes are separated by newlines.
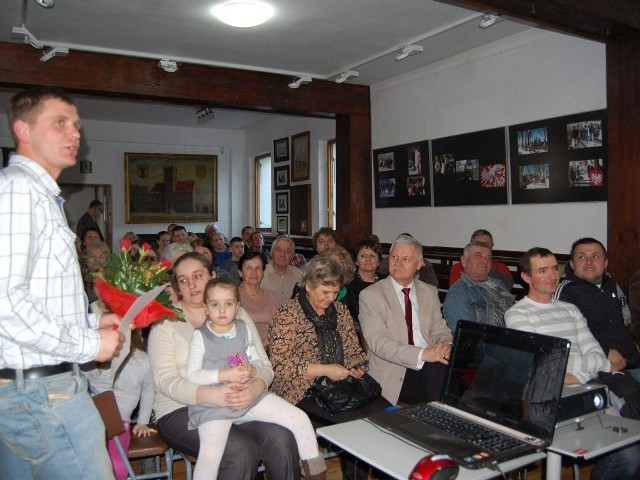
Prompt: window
<box><xmin>326</xmin><ymin>139</ymin><xmax>336</xmax><ymax>228</ymax></box>
<box><xmin>254</xmin><ymin>153</ymin><xmax>272</xmax><ymax>230</ymax></box>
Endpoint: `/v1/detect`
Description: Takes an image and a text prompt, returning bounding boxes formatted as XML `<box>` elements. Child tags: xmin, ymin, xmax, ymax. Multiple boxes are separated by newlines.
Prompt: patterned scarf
<box><xmin>297</xmin><ymin>290</ymin><xmax>344</xmax><ymax>365</ymax></box>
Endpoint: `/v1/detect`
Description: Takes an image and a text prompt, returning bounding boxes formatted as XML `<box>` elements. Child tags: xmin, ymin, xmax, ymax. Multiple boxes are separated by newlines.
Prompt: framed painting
<box><xmin>276</xmin><ymin>215</ymin><xmax>289</xmax><ymax>233</ymax></box>
<box><xmin>275</xmin><ymin>190</ymin><xmax>289</xmax><ymax>214</ymax></box>
<box><xmin>124</xmin><ymin>152</ymin><xmax>217</xmax><ymax>223</ymax></box>
<box><xmin>273</xmin><ymin>137</ymin><xmax>289</xmax><ymax>163</ymax></box>
<box><xmin>274</xmin><ymin>165</ymin><xmax>290</xmax><ymax>189</ymax></box>
<box><xmin>291</xmin><ymin>131</ymin><xmax>310</xmax><ymax>182</ymax></box>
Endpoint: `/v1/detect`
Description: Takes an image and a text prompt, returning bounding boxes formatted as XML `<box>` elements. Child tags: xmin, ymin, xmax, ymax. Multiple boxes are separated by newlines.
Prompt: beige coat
<box><xmin>359</xmin><ymin>277</ymin><xmax>452</xmax><ymax>404</ymax></box>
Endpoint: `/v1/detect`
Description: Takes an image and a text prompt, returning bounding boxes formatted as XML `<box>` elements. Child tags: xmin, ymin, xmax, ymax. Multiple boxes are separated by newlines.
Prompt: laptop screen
<box><xmin>443</xmin><ymin>320</ymin><xmax>570</xmax><ymax>442</ymax></box>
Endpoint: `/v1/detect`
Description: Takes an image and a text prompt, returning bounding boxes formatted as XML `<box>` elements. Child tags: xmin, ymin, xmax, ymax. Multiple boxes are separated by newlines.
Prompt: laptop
<box><xmin>365</xmin><ymin>320</ymin><xmax>570</xmax><ymax>469</ymax></box>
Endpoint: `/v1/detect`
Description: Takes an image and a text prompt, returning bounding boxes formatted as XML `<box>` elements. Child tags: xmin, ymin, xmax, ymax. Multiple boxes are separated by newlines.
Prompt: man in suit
<box><xmin>75</xmin><ymin>199</ymin><xmax>104</xmax><ymax>242</ymax></box>
<box><xmin>359</xmin><ymin>234</ymin><xmax>453</xmax><ymax>405</ymax></box>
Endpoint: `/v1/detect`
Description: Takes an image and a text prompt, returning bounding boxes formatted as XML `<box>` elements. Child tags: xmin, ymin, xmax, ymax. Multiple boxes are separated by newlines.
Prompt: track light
<box><xmin>479</xmin><ymin>13</ymin><xmax>497</xmax><ymax>29</ymax></box>
<box><xmin>158</xmin><ymin>59</ymin><xmax>179</xmax><ymax>72</ymax></box>
<box><xmin>335</xmin><ymin>70</ymin><xmax>359</xmax><ymax>84</ymax></box>
<box><xmin>34</xmin><ymin>0</ymin><xmax>54</xmax><ymax>7</ymax></box>
<box><xmin>288</xmin><ymin>75</ymin><xmax>312</xmax><ymax>89</ymax></box>
<box><xmin>12</xmin><ymin>25</ymin><xmax>43</xmax><ymax>50</ymax></box>
<box><xmin>395</xmin><ymin>44</ymin><xmax>423</xmax><ymax>62</ymax></box>
<box><xmin>40</xmin><ymin>45</ymin><xmax>68</xmax><ymax>62</ymax></box>
<box><xmin>196</xmin><ymin>106</ymin><xmax>215</xmax><ymax>121</ymax></box>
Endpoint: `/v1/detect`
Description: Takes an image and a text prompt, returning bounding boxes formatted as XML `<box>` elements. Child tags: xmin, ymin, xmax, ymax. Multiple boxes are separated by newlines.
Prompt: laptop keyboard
<box><xmin>400</xmin><ymin>404</ymin><xmax>526</xmax><ymax>454</ymax></box>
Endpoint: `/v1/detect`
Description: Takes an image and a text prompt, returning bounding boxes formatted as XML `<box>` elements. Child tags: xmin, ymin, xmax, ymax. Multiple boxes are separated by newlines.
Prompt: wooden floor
<box><xmin>136</xmin><ymin>454</ymin><xmax>594</xmax><ymax>479</ymax></box>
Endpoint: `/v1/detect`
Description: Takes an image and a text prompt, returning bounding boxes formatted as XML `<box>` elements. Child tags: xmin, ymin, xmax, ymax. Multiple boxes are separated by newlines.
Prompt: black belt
<box><xmin>0</xmin><ymin>362</ymin><xmax>75</xmax><ymax>380</ymax></box>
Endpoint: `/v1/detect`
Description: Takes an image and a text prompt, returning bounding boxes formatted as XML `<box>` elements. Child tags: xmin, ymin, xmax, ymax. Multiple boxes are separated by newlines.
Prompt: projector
<box><xmin>556</xmin><ymin>383</ymin><xmax>609</xmax><ymax>427</ymax></box>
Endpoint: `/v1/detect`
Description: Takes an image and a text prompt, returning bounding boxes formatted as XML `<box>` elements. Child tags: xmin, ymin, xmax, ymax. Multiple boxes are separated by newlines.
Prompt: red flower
<box><xmin>120</xmin><ymin>238</ymin><xmax>132</xmax><ymax>250</ymax></box>
<box><xmin>160</xmin><ymin>258</ymin><xmax>172</xmax><ymax>268</ymax></box>
<box><xmin>142</xmin><ymin>242</ymin><xmax>152</xmax><ymax>251</ymax></box>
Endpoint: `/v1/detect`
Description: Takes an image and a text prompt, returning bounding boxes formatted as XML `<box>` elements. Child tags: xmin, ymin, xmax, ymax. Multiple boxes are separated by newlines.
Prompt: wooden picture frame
<box><xmin>124</xmin><ymin>152</ymin><xmax>217</xmax><ymax>223</ymax></box>
<box><xmin>275</xmin><ymin>190</ymin><xmax>289</xmax><ymax>214</ymax></box>
<box><xmin>289</xmin><ymin>185</ymin><xmax>311</xmax><ymax>236</ymax></box>
<box><xmin>274</xmin><ymin>165</ymin><xmax>290</xmax><ymax>189</ymax></box>
<box><xmin>273</xmin><ymin>137</ymin><xmax>289</xmax><ymax>163</ymax></box>
<box><xmin>291</xmin><ymin>131</ymin><xmax>310</xmax><ymax>182</ymax></box>
<box><xmin>276</xmin><ymin>215</ymin><xmax>289</xmax><ymax>233</ymax></box>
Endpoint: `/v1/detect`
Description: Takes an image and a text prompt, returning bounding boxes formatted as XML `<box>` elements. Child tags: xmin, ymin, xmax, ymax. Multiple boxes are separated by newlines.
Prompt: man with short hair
<box><xmin>449</xmin><ymin>229</ymin><xmax>512</xmax><ymax>289</ymax></box>
<box><xmin>260</xmin><ymin>236</ymin><xmax>302</xmax><ymax>305</ymax></box>
<box><xmin>506</xmin><ymin>247</ymin><xmax>640</xmax><ymax>479</ymax></box>
<box><xmin>210</xmin><ymin>231</ymin><xmax>231</xmax><ymax>267</ymax></box>
<box><xmin>555</xmin><ymin>237</ymin><xmax>640</xmax><ymax>380</ymax></box>
<box><xmin>359</xmin><ymin>234</ymin><xmax>452</xmax><ymax>405</ymax></box>
<box><xmin>241</xmin><ymin>225</ymin><xmax>254</xmax><ymax>250</ymax></box>
<box><xmin>443</xmin><ymin>240</ymin><xmax>514</xmax><ymax>331</ymax></box>
<box><xmin>76</xmin><ymin>198</ymin><xmax>105</xmax><ymax>242</ymax></box>
<box><xmin>220</xmin><ymin>236</ymin><xmax>245</xmax><ymax>285</ymax></box>
<box><xmin>171</xmin><ymin>224</ymin><xmax>189</xmax><ymax>244</ymax></box>
<box><xmin>250</xmin><ymin>231</ymin><xmax>269</xmax><ymax>263</ymax></box>
<box><xmin>0</xmin><ymin>87</ymin><xmax>124</xmax><ymax>479</ymax></box>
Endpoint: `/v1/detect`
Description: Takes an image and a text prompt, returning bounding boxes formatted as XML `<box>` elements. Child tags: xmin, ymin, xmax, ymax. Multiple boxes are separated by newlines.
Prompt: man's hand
<box><xmin>98</xmin><ymin>312</ymin><xmax>121</xmax><ymax>329</ymax></box>
<box><xmin>607</xmin><ymin>348</ymin><xmax>627</xmax><ymax>372</ymax></box>
<box><xmin>564</xmin><ymin>373</ymin><xmax>581</xmax><ymax>384</ymax></box>
<box><xmin>95</xmin><ymin>328</ymin><xmax>125</xmax><ymax>362</ymax></box>
<box><xmin>422</xmin><ymin>342</ymin><xmax>451</xmax><ymax>365</ymax></box>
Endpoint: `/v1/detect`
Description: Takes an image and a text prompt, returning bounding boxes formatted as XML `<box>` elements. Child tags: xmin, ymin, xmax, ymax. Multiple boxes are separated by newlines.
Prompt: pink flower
<box><xmin>142</xmin><ymin>242</ymin><xmax>152</xmax><ymax>251</ymax></box>
<box><xmin>120</xmin><ymin>239</ymin><xmax>132</xmax><ymax>250</ymax></box>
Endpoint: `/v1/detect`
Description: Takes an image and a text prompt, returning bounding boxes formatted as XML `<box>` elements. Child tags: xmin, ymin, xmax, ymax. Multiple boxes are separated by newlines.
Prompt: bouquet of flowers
<box><xmin>94</xmin><ymin>239</ymin><xmax>183</xmax><ymax>328</ymax></box>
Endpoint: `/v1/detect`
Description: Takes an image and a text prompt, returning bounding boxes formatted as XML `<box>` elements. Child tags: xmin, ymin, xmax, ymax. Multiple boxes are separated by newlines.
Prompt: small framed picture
<box><xmin>291</xmin><ymin>131</ymin><xmax>310</xmax><ymax>182</ymax></box>
<box><xmin>276</xmin><ymin>215</ymin><xmax>288</xmax><ymax>233</ymax></box>
<box><xmin>274</xmin><ymin>137</ymin><xmax>289</xmax><ymax>163</ymax></box>
<box><xmin>275</xmin><ymin>191</ymin><xmax>289</xmax><ymax>214</ymax></box>
<box><xmin>274</xmin><ymin>165</ymin><xmax>290</xmax><ymax>189</ymax></box>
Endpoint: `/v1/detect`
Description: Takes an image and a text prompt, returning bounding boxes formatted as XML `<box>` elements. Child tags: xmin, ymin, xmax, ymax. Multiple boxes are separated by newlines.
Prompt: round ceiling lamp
<box><xmin>211</xmin><ymin>1</ymin><xmax>274</xmax><ymax>28</ymax></box>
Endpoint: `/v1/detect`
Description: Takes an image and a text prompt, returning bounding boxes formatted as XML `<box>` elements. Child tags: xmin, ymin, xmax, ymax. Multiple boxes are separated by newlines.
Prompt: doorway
<box><xmin>59</xmin><ymin>183</ymin><xmax>112</xmax><ymax>248</ymax></box>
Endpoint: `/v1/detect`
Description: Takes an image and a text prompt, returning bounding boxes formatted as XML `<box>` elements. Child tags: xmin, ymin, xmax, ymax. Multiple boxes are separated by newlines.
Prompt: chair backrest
<box><xmin>93</xmin><ymin>390</ymin><xmax>125</xmax><ymax>440</ymax></box>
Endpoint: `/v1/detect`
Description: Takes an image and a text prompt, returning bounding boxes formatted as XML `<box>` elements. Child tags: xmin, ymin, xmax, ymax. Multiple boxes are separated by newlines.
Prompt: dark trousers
<box><xmin>398</xmin><ymin>361</ymin><xmax>448</xmax><ymax>405</ymax></box>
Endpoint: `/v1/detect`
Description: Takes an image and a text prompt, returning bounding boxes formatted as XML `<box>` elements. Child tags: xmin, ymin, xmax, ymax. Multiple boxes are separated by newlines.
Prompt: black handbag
<box><xmin>310</xmin><ymin>373</ymin><xmax>382</xmax><ymax>414</ymax></box>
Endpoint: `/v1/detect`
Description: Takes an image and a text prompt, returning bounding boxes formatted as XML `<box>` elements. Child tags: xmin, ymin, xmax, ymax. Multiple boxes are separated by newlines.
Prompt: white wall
<box><xmin>371</xmin><ymin>29</ymin><xmax>607</xmax><ymax>254</ymax></box>
<box><xmin>244</xmin><ymin>115</ymin><xmax>336</xmax><ymax>235</ymax></box>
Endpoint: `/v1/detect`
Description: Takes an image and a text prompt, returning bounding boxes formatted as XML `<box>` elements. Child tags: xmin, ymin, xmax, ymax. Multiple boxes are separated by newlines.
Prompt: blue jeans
<box><xmin>0</xmin><ymin>369</ymin><xmax>114</xmax><ymax>480</ymax></box>
<box><xmin>591</xmin><ymin>443</ymin><xmax>640</xmax><ymax>480</ymax></box>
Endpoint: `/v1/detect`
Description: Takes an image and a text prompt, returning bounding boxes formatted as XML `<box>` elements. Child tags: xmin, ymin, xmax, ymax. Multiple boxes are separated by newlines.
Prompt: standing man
<box><xmin>555</xmin><ymin>238</ymin><xmax>640</xmax><ymax>380</ymax></box>
<box><xmin>261</xmin><ymin>236</ymin><xmax>303</xmax><ymax>305</ymax></box>
<box><xmin>0</xmin><ymin>87</ymin><xmax>124</xmax><ymax>479</ymax></box>
<box><xmin>76</xmin><ymin>198</ymin><xmax>105</xmax><ymax>242</ymax></box>
<box><xmin>359</xmin><ymin>234</ymin><xmax>452</xmax><ymax>405</ymax></box>
<box><xmin>442</xmin><ymin>241</ymin><xmax>514</xmax><ymax>331</ymax></box>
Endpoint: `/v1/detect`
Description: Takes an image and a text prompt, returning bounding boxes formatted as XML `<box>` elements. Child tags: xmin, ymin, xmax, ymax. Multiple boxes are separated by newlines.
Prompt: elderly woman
<box><xmin>148</xmin><ymin>252</ymin><xmax>300</xmax><ymax>479</ymax></box>
<box><xmin>269</xmin><ymin>256</ymin><xmax>390</xmax><ymax>480</ymax></box>
<box><xmin>238</xmin><ymin>251</ymin><xmax>279</xmax><ymax>346</ymax></box>
<box><xmin>321</xmin><ymin>245</ymin><xmax>355</xmax><ymax>303</ymax></box>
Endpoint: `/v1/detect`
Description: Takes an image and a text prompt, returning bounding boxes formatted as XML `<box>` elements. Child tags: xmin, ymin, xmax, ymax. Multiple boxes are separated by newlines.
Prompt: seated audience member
<box><xmin>204</xmin><ymin>223</ymin><xmax>219</xmax><ymax>244</ymax></box>
<box><xmin>210</xmin><ymin>231</ymin><xmax>231</xmax><ymax>267</ymax></box>
<box><xmin>376</xmin><ymin>233</ymin><xmax>438</xmax><ymax>288</ymax></box>
<box><xmin>82</xmin><ymin>241</ymin><xmax>110</xmax><ymax>305</ymax></box>
<box><xmin>506</xmin><ymin>247</ymin><xmax>640</xmax><ymax>480</ymax></box>
<box><xmin>148</xmin><ymin>252</ymin><xmax>301</xmax><ymax>478</ymax></box>
<box><xmin>555</xmin><ymin>237</ymin><xmax>640</xmax><ymax>381</ymax></box>
<box><xmin>166</xmin><ymin>223</ymin><xmax>177</xmax><ymax>237</ymax></box>
<box><xmin>290</xmin><ymin>251</ymin><xmax>308</xmax><ymax>269</ymax></box>
<box><xmin>161</xmin><ymin>242</ymin><xmax>193</xmax><ymax>266</ymax></box>
<box><xmin>142</xmin><ymin>246</ymin><xmax>159</xmax><ymax>264</ymax></box>
<box><xmin>442</xmin><ymin>241</ymin><xmax>515</xmax><ymax>331</ymax></box>
<box><xmin>322</xmin><ymin>246</ymin><xmax>356</xmax><ymax>303</ymax></box>
<box><xmin>191</xmin><ymin>238</ymin><xmax>213</xmax><ymax>263</ymax></box>
<box><xmin>269</xmin><ymin>256</ymin><xmax>391</xmax><ymax>480</ymax></box>
<box><xmin>78</xmin><ymin>226</ymin><xmax>103</xmax><ymax>256</ymax></box>
<box><xmin>360</xmin><ymin>234</ymin><xmax>453</xmax><ymax>405</ymax></box>
<box><xmin>238</xmin><ymin>251</ymin><xmax>279</xmax><ymax>346</ymax></box>
<box><xmin>312</xmin><ymin>227</ymin><xmax>337</xmax><ymax>256</ymax></box>
<box><xmin>343</xmin><ymin>236</ymin><xmax>385</xmax><ymax>329</ymax></box>
<box><xmin>122</xmin><ymin>231</ymin><xmax>141</xmax><ymax>261</ymax></box>
<box><xmin>449</xmin><ymin>229</ymin><xmax>512</xmax><ymax>290</ymax></box>
<box><xmin>260</xmin><ymin>235</ymin><xmax>303</xmax><ymax>305</ymax></box>
<box><xmin>249</xmin><ymin>231</ymin><xmax>270</xmax><ymax>263</ymax></box>
<box><xmin>220</xmin><ymin>236</ymin><xmax>245</xmax><ymax>285</ymax></box>
<box><xmin>241</xmin><ymin>225</ymin><xmax>255</xmax><ymax>250</ymax></box>
<box><xmin>156</xmin><ymin>230</ymin><xmax>171</xmax><ymax>256</ymax></box>
<box><xmin>171</xmin><ymin>225</ymin><xmax>189</xmax><ymax>244</ymax></box>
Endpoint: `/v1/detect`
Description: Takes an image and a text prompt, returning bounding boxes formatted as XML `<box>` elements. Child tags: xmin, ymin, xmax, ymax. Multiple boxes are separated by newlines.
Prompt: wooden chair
<box><xmin>93</xmin><ymin>390</ymin><xmax>192</xmax><ymax>480</ymax></box>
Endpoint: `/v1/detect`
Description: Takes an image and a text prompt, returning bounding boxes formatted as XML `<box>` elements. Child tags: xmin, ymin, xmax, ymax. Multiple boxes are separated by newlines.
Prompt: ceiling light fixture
<box><xmin>196</xmin><ymin>106</ymin><xmax>215</xmax><ymax>121</ymax></box>
<box><xmin>34</xmin><ymin>0</ymin><xmax>54</xmax><ymax>7</ymax></box>
<box><xmin>395</xmin><ymin>44</ymin><xmax>423</xmax><ymax>62</ymax></box>
<box><xmin>158</xmin><ymin>59</ymin><xmax>179</xmax><ymax>72</ymax></box>
<box><xmin>40</xmin><ymin>45</ymin><xmax>68</xmax><ymax>62</ymax></box>
<box><xmin>479</xmin><ymin>13</ymin><xmax>497</xmax><ymax>29</ymax></box>
<box><xmin>334</xmin><ymin>70</ymin><xmax>359</xmax><ymax>84</ymax></box>
<box><xmin>288</xmin><ymin>75</ymin><xmax>312</xmax><ymax>89</ymax></box>
<box><xmin>212</xmin><ymin>1</ymin><xmax>274</xmax><ymax>28</ymax></box>
<box><xmin>12</xmin><ymin>25</ymin><xmax>43</xmax><ymax>49</ymax></box>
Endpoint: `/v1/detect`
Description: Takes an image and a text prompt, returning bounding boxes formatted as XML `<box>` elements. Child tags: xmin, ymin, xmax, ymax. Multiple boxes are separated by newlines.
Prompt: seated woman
<box><xmin>237</xmin><ymin>251</ymin><xmax>279</xmax><ymax>347</ymax></box>
<box><xmin>82</xmin><ymin>240</ymin><xmax>110</xmax><ymax>306</ymax></box>
<box><xmin>148</xmin><ymin>252</ymin><xmax>300</xmax><ymax>479</ymax></box>
<box><xmin>269</xmin><ymin>256</ymin><xmax>391</xmax><ymax>480</ymax></box>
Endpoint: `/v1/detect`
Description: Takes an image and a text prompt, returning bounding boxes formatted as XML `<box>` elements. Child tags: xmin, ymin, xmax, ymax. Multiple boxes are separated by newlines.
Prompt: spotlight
<box><xmin>40</xmin><ymin>45</ymin><xmax>68</xmax><ymax>62</ymax></box>
<box><xmin>395</xmin><ymin>44</ymin><xmax>423</xmax><ymax>62</ymax></box>
<box><xmin>288</xmin><ymin>75</ymin><xmax>312</xmax><ymax>89</ymax></box>
<box><xmin>196</xmin><ymin>107</ymin><xmax>215</xmax><ymax>121</ymax></box>
<box><xmin>34</xmin><ymin>0</ymin><xmax>54</xmax><ymax>7</ymax></box>
<box><xmin>479</xmin><ymin>13</ymin><xmax>497</xmax><ymax>29</ymax></box>
<box><xmin>158</xmin><ymin>59</ymin><xmax>179</xmax><ymax>73</ymax></box>
<box><xmin>12</xmin><ymin>25</ymin><xmax>43</xmax><ymax>50</ymax></box>
<box><xmin>335</xmin><ymin>70</ymin><xmax>359</xmax><ymax>84</ymax></box>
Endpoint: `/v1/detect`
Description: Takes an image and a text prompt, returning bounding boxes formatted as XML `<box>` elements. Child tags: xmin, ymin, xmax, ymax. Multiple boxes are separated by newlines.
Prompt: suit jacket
<box><xmin>359</xmin><ymin>276</ymin><xmax>452</xmax><ymax>404</ymax></box>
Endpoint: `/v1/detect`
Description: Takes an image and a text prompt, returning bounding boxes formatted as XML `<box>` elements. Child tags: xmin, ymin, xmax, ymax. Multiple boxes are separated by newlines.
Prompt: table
<box><xmin>317</xmin><ymin>419</ymin><xmax>545</xmax><ymax>480</ymax></box>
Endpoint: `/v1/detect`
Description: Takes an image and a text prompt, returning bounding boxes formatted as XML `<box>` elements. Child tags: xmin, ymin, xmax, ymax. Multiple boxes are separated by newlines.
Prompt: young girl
<box><xmin>186</xmin><ymin>278</ymin><xmax>326</xmax><ymax>480</ymax></box>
